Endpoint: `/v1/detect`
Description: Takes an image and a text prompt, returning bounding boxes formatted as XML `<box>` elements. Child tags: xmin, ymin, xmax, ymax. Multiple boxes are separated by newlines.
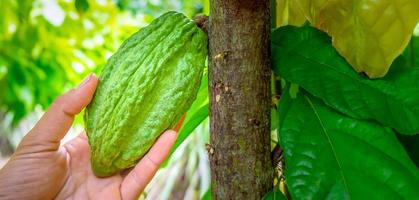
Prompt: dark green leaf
<box><xmin>397</xmin><ymin>133</ymin><xmax>419</xmax><ymax>167</ymax></box>
<box><xmin>75</xmin><ymin>0</ymin><xmax>89</xmax><ymax>14</ymax></box>
<box><xmin>272</xmin><ymin>25</ymin><xmax>419</xmax><ymax>135</ymax></box>
<box><xmin>278</xmin><ymin>89</ymin><xmax>419</xmax><ymax>199</ymax></box>
<box><xmin>271</xmin><ymin>73</ymin><xmax>279</xmax><ymax>130</ymax></box>
<box><xmin>175</xmin><ymin>104</ymin><xmax>208</xmax><ymax>150</ymax></box>
<box><xmin>263</xmin><ymin>188</ymin><xmax>287</xmax><ymax>200</ymax></box>
<box><xmin>403</xmin><ymin>34</ymin><xmax>419</xmax><ymax>68</ymax></box>
<box><xmin>115</xmin><ymin>0</ymin><xmax>130</xmax><ymax>10</ymax></box>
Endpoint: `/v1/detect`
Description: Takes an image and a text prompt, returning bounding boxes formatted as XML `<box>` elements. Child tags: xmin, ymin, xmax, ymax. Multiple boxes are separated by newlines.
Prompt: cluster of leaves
<box><xmin>1</xmin><ymin>0</ymin><xmax>211</xmax><ymax>197</ymax></box>
<box><xmin>2</xmin><ymin>0</ymin><xmax>417</xmax><ymax>199</ymax></box>
<box><xmin>264</xmin><ymin>1</ymin><xmax>419</xmax><ymax>199</ymax></box>
<box><xmin>268</xmin><ymin>23</ymin><xmax>419</xmax><ymax>200</ymax></box>
<box><xmin>114</xmin><ymin>0</ymin><xmax>208</xmax><ymax>18</ymax></box>
<box><xmin>0</xmin><ymin>0</ymin><xmax>208</xmax><ymax>129</ymax></box>
<box><xmin>170</xmin><ymin>1</ymin><xmax>419</xmax><ymax>199</ymax></box>
<box><xmin>0</xmin><ymin>0</ymin><xmax>142</xmax><ymax>126</ymax></box>
<box><xmin>275</xmin><ymin>0</ymin><xmax>419</xmax><ymax>78</ymax></box>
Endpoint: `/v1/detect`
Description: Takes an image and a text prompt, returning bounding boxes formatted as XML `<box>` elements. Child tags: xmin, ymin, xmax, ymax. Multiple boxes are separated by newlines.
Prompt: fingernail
<box><xmin>77</xmin><ymin>73</ymin><xmax>95</xmax><ymax>89</ymax></box>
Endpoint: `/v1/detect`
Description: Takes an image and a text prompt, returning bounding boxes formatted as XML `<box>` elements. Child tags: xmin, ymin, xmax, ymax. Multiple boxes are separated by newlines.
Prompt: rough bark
<box><xmin>208</xmin><ymin>0</ymin><xmax>273</xmax><ymax>199</ymax></box>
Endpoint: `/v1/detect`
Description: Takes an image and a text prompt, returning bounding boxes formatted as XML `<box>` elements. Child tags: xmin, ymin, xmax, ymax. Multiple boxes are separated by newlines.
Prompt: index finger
<box><xmin>20</xmin><ymin>74</ymin><xmax>98</xmax><ymax>151</ymax></box>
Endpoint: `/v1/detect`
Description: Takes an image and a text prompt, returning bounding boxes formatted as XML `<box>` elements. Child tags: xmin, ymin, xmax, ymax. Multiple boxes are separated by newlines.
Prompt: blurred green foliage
<box><xmin>0</xmin><ymin>0</ymin><xmax>208</xmax><ymax>127</ymax></box>
<box><xmin>115</xmin><ymin>0</ymin><xmax>209</xmax><ymax>17</ymax></box>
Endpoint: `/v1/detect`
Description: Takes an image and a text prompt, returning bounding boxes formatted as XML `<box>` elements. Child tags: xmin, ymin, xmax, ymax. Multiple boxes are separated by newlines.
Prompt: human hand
<box><xmin>0</xmin><ymin>74</ymin><xmax>179</xmax><ymax>200</ymax></box>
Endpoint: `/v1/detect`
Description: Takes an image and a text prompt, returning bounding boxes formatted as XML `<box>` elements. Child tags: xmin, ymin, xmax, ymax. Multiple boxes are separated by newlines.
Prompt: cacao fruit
<box><xmin>84</xmin><ymin>11</ymin><xmax>207</xmax><ymax>177</ymax></box>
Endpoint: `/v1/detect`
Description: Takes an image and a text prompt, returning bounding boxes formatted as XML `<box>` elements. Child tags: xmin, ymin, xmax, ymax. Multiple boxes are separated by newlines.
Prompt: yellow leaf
<box><xmin>275</xmin><ymin>0</ymin><xmax>306</xmax><ymax>27</ymax></box>
<box><xmin>282</xmin><ymin>0</ymin><xmax>419</xmax><ymax>78</ymax></box>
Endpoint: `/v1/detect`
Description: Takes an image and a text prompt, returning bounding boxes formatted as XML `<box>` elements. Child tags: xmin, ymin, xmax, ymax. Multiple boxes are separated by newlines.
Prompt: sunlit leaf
<box><xmin>272</xmin><ymin>25</ymin><xmax>419</xmax><ymax>135</ymax></box>
<box><xmin>16</xmin><ymin>0</ymin><xmax>33</xmax><ymax>21</ymax></box>
<box><xmin>0</xmin><ymin>1</ymin><xmax>18</xmax><ymax>40</ymax></box>
<box><xmin>278</xmin><ymin>89</ymin><xmax>419</xmax><ymax>199</ymax></box>
<box><xmin>117</xmin><ymin>0</ymin><xmax>207</xmax><ymax>18</ymax></box>
<box><xmin>175</xmin><ymin>105</ymin><xmax>208</xmax><ymax>149</ymax></box>
<box><xmin>202</xmin><ymin>187</ymin><xmax>211</xmax><ymax>200</ymax></box>
<box><xmin>1</xmin><ymin>0</ymin><xmax>145</xmax><ymax>125</ymax></box>
<box><xmin>290</xmin><ymin>0</ymin><xmax>419</xmax><ymax>78</ymax></box>
<box><xmin>275</xmin><ymin>0</ymin><xmax>306</xmax><ymax>27</ymax></box>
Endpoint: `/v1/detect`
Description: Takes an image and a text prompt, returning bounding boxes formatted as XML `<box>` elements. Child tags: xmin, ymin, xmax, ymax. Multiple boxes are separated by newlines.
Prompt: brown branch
<box><xmin>193</xmin><ymin>15</ymin><xmax>209</xmax><ymax>35</ymax></box>
<box><xmin>208</xmin><ymin>0</ymin><xmax>273</xmax><ymax>199</ymax></box>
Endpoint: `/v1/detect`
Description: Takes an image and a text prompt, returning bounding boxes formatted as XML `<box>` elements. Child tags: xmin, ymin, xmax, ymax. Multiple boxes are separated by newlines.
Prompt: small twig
<box><xmin>193</xmin><ymin>15</ymin><xmax>208</xmax><ymax>34</ymax></box>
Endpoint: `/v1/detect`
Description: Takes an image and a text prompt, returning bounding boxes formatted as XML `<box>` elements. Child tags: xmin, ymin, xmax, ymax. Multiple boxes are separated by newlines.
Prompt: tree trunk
<box><xmin>208</xmin><ymin>0</ymin><xmax>273</xmax><ymax>199</ymax></box>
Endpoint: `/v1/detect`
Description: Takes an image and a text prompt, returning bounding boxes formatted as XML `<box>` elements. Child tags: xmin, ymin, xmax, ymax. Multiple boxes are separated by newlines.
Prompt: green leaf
<box><xmin>0</xmin><ymin>65</ymin><xmax>6</xmax><ymax>103</ymax></box>
<box><xmin>115</xmin><ymin>0</ymin><xmax>130</xmax><ymax>10</ymax></box>
<box><xmin>397</xmin><ymin>133</ymin><xmax>419</xmax><ymax>167</ymax></box>
<box><xmin>263</xmin><ymin>188</ymin><xmax>287</xmax><ymax>200</ymax></box>
<box><xmin>271</xmin><ymin>107</ymin><xmax>278</xmax><ymax>130</ymax></box>
<box><xmin>0</xmin><ymin>0</ymin><xmax>149</xmax><ymax>126</ymax></box>
<box><xmin>175</xmin><ymin>104</ymin><xmax>208</xmax><ymax>149</ymax></box>
<box><xmin>75</xmin><ymin>0</ymin><xmax>89</xmax><ymax>14</ymax></box>
<box><xmin>403</xmin><ymin>32</ymin><xmax>419</xmax><ymax>68</ymax></box>
<box><xmin>271</xmin><ymin>74</ymin><xmax>279</xmax><ymax>130</ymax></box>
<box><xmin>201</xmin><ymin>187</ymin><xmax>211</xmax><ymax>200</ymax></box>
<box><xmin>174</xmin><ymin>74</ymin><xmax>209</xmax><ymax>149</ymax></box>
<box><xmin>292</xmin><ymin>0</ymin><xmax>419</xmax><ymax>78</ymax></box>
<box><xmin>272</xmin><ymin>25</ymin><xmax>419</xmax><ymax>135</ymax></box>
<box><xmin>278</xmin><ymin>89</ymin><xmax>419</xmax><ymax>199</ymax></box>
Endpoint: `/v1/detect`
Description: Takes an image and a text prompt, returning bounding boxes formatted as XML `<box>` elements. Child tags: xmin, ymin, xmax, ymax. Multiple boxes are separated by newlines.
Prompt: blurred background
<box><xmin>0</xmin><ymin>0</ymin><xmax>211</xmax><ymax>199</ymax></box>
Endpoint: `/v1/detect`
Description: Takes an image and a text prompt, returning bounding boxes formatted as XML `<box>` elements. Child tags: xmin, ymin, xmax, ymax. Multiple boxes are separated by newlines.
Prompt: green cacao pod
<box><xmin>84</xmin><ymin>11</ymin><xmax>207</xmax><ymax>177</ymax></box>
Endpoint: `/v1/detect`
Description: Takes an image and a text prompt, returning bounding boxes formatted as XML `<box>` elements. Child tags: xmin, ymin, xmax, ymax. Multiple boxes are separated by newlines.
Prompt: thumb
<box><xmin>19</xmin><ymin>74</ymin><xmax>98</xmax><ymax>152</ymax></box>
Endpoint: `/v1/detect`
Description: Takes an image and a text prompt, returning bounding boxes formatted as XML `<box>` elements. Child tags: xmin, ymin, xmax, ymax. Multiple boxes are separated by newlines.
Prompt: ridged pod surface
<box><xmin>84</xmin><ymin>11</ymin><xmax>207</xmax><ymax>177</ymax></box>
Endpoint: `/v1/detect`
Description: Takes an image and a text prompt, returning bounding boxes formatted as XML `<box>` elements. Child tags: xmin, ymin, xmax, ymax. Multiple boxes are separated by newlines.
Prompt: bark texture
<box><xmin>208</xmin><ymin>0</ymin><xmax>273</xmax><ymax>199</ymax></box>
